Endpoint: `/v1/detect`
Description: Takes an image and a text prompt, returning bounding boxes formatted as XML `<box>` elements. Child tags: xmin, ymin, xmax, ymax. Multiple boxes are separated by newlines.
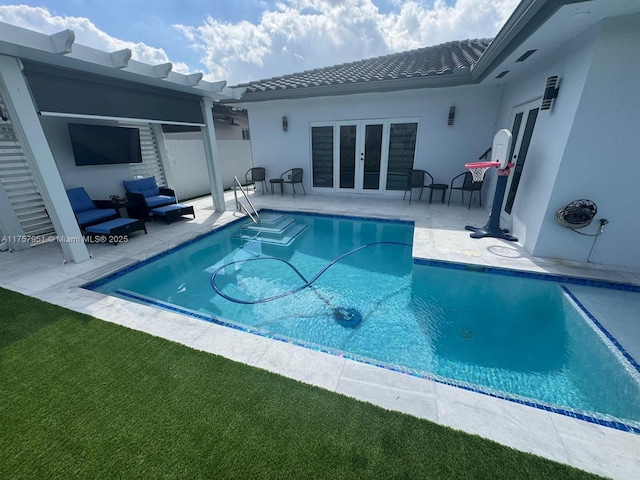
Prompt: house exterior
<box><xmin>227</xmin><ymin>0</ymin><xmax>640</xmax><ymax>270</ymax></box>
<box><xmin>0</xmin><ymin>22</ymin><xmax>242</xmax><ymax>263</ymax></box>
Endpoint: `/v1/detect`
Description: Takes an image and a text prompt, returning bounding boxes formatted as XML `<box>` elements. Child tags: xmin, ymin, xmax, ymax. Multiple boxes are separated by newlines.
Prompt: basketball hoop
<box><xmin>464</xmin><ymin>161</ymin><xmax>500</xmax><ymax>183</ymax></box>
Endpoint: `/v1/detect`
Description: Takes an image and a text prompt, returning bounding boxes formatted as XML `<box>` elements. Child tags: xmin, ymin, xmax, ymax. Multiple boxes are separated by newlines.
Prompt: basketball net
<box><xmin>464</xmin><ymin>161</ymin><xmax>500</xmax><ymax>183</ymax></box>
<box><xmin>469</xmin><ymin>166</ymin><xmax>490</xmax><ymax>183</ymax></box>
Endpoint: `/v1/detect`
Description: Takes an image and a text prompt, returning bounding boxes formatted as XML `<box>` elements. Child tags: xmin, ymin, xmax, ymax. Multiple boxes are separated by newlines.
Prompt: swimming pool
<box><xmin>88</xmin><ymin>210</ymin><xmax>640</xmax><ymax>432</ymax></box>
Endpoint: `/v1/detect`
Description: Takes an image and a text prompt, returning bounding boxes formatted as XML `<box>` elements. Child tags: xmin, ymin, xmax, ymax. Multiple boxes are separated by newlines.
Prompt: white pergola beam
<box><xmin>49</xmin><ymin>29</ymin><xmax>74</xmax><ymax>54</ymax></box>
<box><xmin>152</xmin><ymin>62</ymin><xmax>172</xmax><ymax>79</ymax></box>
<box><xmin>185</xmin><ymin>72</ymin><xmax>203</xmax><ymax>86</ymax></box>
<box><xmin>110</xmin><ymin>48</ymin><xmax>132</xmax><ymax>69</ymax></box>
<box><xmin>0</xmin><ymin>22</ymin><xmax>232</xmax><ymax>101</ymax></box>
<box><xmin>208</xmin><ymin>80</ymin><xmax>227</xmax><ymax>93</ymax></box>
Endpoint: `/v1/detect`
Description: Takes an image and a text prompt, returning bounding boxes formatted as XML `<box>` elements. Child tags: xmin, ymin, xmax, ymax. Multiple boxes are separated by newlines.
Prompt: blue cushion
<box><xmin>75</xmin><ymin>208</ymin><xmax>117</xmax><ymax>226</ymax></box>
<box><xmin>85</xmin><ymin>218</ymin><xmax>139</xmax><ymax>234</ymax></box>
<box><xmin>145</xmin><ymin>195</ymin><xmax>176</xmax><ymax>208</ymax></box>
<box><xmin>123</xmin><ymin>176</ymin><xmax>160</xmax><ymax>198</ymax></box>
<box><xmin>66</xmin><ymin>187</ymin><xmax>96</xmax><ymax>213</ymax></box>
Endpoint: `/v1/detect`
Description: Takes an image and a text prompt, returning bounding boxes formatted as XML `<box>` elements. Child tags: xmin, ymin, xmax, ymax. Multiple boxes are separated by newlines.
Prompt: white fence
<box><xmin>164</xmin><ymin>139</ymin><xmax>253</xmax><ymax>200</ymax></box>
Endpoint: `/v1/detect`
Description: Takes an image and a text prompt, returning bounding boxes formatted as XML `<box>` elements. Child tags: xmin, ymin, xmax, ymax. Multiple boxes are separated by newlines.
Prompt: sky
<box><xmin>0</xmin><ymin>0</ymin><xmax>520</xmax><ymax>86</ymax></box>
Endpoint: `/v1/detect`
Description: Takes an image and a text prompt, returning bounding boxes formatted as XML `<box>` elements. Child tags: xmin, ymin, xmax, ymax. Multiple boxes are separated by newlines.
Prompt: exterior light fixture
<box><xmin>448</xmin><ymin>106</ymin><xmax>455</xmax><ymax>126</ymax></box>
<box><xmin>282</xmin><ymin>116</ymin><xmax>288</xmax><ymax>131</ymax></box>
<box><xmin>541</xmin><ymin>76</ymin><xmax>560</xmax><ymax>110</ymax></box>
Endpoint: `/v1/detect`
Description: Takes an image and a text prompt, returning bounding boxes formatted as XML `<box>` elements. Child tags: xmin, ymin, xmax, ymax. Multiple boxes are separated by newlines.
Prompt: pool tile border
<box><xmin>414</xmin><ymin>258</ymin><xmax>640</xmax><ymax>292</ymax></box>
<box><xmin>561</xmin><ymin>286</ymin><xmax>640</xmax><ymax>375</ymax></box>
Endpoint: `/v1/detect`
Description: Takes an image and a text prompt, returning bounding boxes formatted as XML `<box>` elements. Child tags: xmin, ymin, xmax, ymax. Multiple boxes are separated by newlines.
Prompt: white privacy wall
<box><xmin>532</xmin><ymin>13</ymin><xmax>640</xmax><ymax>268</ymax></box>
<box><xmin>163</xmin><ymin>135</ymin><xmax>254</xmax><ymax>196</ymax></box>
<box><xmin>245</xmin><ymin>84</ymin><xmax>502</xmax><ymax>194</ymax></box>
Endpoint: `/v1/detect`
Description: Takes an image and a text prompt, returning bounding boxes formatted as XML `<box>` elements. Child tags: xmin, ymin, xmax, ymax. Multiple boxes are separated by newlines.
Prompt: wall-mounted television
<box><xmin>68</xmin><ymin>123</ymin><xmax>143</xmax><ymax>166</ymax></box>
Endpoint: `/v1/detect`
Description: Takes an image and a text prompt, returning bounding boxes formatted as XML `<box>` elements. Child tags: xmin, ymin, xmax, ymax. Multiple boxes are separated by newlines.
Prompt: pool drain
<box><xmin>459</xmin><ymin>328</ymin><xmax>474</xmax><ymax>340</ymax></box>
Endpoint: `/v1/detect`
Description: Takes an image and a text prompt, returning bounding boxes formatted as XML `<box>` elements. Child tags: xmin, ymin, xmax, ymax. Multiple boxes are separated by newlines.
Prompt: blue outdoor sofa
<box><xmin>123</xmin><ymin>176</ymin><xmax>176</xmax><ymax>220</ymax></box>
<box><xmin>66</xmin><ymin>187</ymin><xmax>119</xmax><ymax>230</ymax></box>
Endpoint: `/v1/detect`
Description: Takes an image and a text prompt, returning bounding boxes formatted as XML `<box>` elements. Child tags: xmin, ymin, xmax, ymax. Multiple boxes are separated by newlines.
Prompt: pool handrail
<box><xmin>233</xmin><ymin>176</ymin><xmax>260</xmax><ymax>224</ymax></box>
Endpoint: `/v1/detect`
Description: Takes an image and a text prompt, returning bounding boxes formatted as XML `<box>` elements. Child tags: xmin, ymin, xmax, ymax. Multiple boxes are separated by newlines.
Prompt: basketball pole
<box><xmin>465</xmin><ymin>170</ymin><xmax>517</xmax><ymax>241</ymax></box>
<box><xmin>465</xmin><ymin>128</ymin><xmax>518</xmax><ymax>242</ymax></box>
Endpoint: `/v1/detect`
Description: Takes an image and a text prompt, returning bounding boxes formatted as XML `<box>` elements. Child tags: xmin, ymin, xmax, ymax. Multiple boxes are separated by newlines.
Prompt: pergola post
<box><xmin>200</xmin><ymin>97</ymin><xmax>226</xmax><ymax>211</ymax></box>
<box><xmin>0</xmin><ymin>54</ymin><xmax>90</xmax><ymax>263</ymax></box>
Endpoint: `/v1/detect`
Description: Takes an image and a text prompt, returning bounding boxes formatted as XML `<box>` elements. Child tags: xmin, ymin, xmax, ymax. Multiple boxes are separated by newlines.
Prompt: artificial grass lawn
<box><xmin>0</xmin><ymin>287</ymin><xmax>605</xmax><ymax>480</ymax></box>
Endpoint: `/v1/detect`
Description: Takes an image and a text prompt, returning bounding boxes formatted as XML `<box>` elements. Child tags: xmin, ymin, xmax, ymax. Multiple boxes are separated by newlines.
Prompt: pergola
<box><xmin>0</xmin><ymin>22</ymin><xmax>245</xmax><ymax>263</ymax></box>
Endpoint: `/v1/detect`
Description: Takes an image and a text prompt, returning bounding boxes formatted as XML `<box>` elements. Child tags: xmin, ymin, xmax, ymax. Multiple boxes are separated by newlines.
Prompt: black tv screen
<box><xmin>68</xmin><ymin>123</ymin><xmax>143</xmax><ymax>166</ymax></box>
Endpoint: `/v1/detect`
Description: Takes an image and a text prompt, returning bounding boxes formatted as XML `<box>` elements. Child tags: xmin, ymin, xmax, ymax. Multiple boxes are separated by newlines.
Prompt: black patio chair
<box><xmin>281</xmin><ymin>168</ymin><xmax>306</xmax><ymax>198</ymax></box>
<box><xmin>245</xmin><ymin>167</ymin><xmax>267</xmax><ymax>194</ymax></box>
<box><xmin>448</xmin><ymin>172</ymin><xmax>483</xmax><ymax>209</ymax></box>
<box><xmin>403</xmin><ymin>169</ymin><xmax>434</xmax><ymax>205</ymax></box>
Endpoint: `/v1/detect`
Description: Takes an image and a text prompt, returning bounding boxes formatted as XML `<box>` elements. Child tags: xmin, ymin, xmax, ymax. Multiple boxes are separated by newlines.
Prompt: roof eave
<box><xmin>471</xmin><ymin>0</ymin><xmax>591</xmax><ymax>81</ymax></box>
<box><xmin>223</xmin><ymin>71</ymin><xmax>474</xmax><ymax>104</ymax></box>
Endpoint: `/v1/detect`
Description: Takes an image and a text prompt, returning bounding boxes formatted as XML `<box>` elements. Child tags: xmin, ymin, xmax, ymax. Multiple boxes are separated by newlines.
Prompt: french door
<box><xmin>336</xmin><ymin>120</ymin><xmax>385</xmax><ymax>192</ymax></box>
<box><xmin>311</xmin><ymin>118</ymin><xmax>418</xmax><ymax>193</ymax></box>
<box><xmin>500</xmin><ymin>100</ymin><xmax>539</xmax><ymax>229</ymax></box>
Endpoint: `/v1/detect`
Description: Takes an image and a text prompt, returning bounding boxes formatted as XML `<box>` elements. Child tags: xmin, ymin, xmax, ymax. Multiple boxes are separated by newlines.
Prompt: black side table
<box><xmin>429</xmin><ymin>184</ymin><xmax>449</xmax><ymax>204</ymax></box>
<box><xmin>118</xmin><ymin>200</ymin><xmax>145</xmax><ymax>220</ymax></box>
<box><xmin>269</xmin><ymin>178</ymin><xmax>284</xmax><ymax>195</ymax></box>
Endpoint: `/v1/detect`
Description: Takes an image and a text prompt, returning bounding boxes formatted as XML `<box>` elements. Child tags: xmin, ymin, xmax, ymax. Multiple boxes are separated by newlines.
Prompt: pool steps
<box><xmin>233</xmin><ymin>212</ymin><xmax>309</xmax><ymax>247</ymax></box>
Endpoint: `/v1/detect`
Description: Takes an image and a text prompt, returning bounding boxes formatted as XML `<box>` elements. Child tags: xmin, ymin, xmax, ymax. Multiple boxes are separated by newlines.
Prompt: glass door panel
<box><xmin>504</xmin><ymin>108</ymin><xmax>538</xmax><ymax>214</ymax></box>
<box><xmin>386</xmin><ymin>123</ymin><xmax>418</xmax><ymax>191</ymax></box>
<box><xmin>500</xmin><ymin>100</ymin><xmax>539</xmax><ymax>230</ymax></box>
<box><xmin>311</xmin><ymin>126</ymin><xmax>334</xmax><ymax>188</ymax></box>
<box><xmin>339</xmin><ymin>125</ymin><xmax>357</xmax><ymax>189</ymax></box>
<box><xmin>362</xmin><ymin>124</ymin><xmax>383</xmax><ymax>190</ymax></box>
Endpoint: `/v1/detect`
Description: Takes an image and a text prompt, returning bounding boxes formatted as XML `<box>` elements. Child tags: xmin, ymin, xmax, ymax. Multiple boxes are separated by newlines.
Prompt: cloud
<box><xmin>175</xmin><ymin>0</ymin><xmax>519</xmax><ymax>84</ymax></box>
<box><xmin>0</xmin><ymin>1</ymin><xmax>520</xmax><ymax>86</ymax></box>
<box><xmin>0</xmin><ymin>5</ymin><xmax>186</xmax><ymax>70</ymax></box>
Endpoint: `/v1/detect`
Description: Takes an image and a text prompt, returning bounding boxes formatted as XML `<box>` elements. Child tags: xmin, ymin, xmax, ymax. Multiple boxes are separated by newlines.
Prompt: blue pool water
<box><xmin>89</xmin><ymin>211</ymin><xmax>640</xmax><ymax>432</ymax></box>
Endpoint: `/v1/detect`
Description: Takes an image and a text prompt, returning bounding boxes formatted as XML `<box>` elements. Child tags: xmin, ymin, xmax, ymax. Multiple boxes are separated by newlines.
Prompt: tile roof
<box><xmin>233</xmin><ymin>38</ymin><xmax>492</xmax><ymax>99</ymax></box>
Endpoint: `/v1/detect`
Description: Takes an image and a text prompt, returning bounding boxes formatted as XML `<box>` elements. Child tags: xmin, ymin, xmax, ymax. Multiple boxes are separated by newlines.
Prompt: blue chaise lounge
<box><xmin>66</xmin><ymin>187</ymin><xmax>119</xmax><ymax>230</ymax></box>
<box><xmin>123</xmin><ymin>176</ymin><xmax>176</xmax><ymax>220</ymax></box>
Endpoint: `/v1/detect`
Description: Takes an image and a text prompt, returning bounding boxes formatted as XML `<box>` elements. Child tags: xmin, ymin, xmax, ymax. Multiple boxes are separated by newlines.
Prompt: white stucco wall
<box><xmin>489</xmin><ymin>25</ymin><xmax>599</xmax><ymax>249</ymax></box>
<box><xmin>244</xmin><ymin>84</ymin><xmax>502</xmax><ymax>197</ymax></box>
<box><xmin>533</xmin><ymin>13</ymin><xmax>640</xmax><ymax>267</ymax></box>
